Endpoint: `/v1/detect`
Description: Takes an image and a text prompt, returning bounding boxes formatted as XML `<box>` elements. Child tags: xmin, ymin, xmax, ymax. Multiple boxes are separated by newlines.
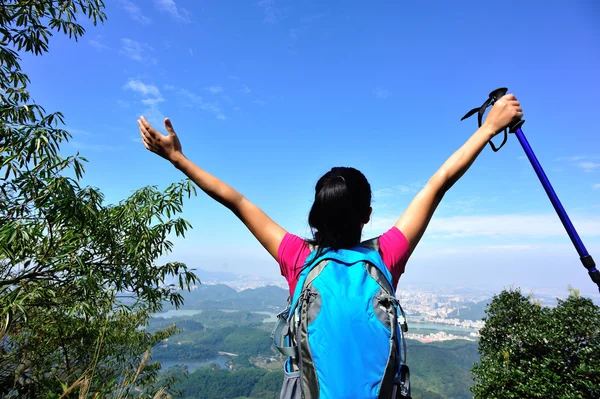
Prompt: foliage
<box><xmin>407</xmin><ymin>340</ymin><xmax>479</xmax><ymax>399</ymax></box>
<box><xmin>471</xmin><ymin>288</ymin><xmax>600</xmax><ymax>399</ymax></box>
<box><xmin>149</xmin><ymin>306</ymin><xmax>482</xmax><ymax>399</ymax></box>
<box><xmin>172</xmin><ymin>367</ymin><xmax>283</xmax><ymax>399</ymax></box>
<box><xmin>0</xmin><ymin>1</ymin><xmax>199</xmax><ymax>397</ymax></box>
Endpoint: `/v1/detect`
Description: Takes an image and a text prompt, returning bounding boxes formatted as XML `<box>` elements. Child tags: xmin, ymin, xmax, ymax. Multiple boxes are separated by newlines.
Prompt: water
<box><xmin>158</xmin><ymin>355</ymin><xmax>231</xmax><ymax>372</ymax></box>
<box><xmin>254</xmin><ymin>311</ymin><xmax>278</xmax><ymax>324</ymax></box>
<box><xmin>155</xmin><ymin>309</ymin><xmax>204</xmax><ymax>319</ymax></box>
<box><xmin>154</xmin><ymin>309</ymin><xmax>278</xmax><ymax>323</ymax></box>
<box><xmin>408</xmin><ymin>321</ymin><xmax>477</xmax><ymax>333</ymax></box>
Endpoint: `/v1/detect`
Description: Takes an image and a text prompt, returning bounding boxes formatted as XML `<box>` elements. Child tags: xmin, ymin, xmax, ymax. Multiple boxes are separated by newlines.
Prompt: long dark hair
<box><xmin>307</xmin><ymin>166</ymin><xmax>372</xmax><ymax>259</ymax></box>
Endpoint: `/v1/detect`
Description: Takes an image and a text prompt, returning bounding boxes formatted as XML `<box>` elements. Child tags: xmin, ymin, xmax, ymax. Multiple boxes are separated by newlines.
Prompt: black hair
<box><xmin>307</xmin><ymin>166</ymin><xmax>372</xmax><ymax>256</ymax></box>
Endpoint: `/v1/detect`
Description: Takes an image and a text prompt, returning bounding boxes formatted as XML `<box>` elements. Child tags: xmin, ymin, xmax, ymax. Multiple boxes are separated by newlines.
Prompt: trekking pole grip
<box><xmin>462</xmin><ymin>87</ymin><xmax>600</xmax><ymax>294</ymax></box>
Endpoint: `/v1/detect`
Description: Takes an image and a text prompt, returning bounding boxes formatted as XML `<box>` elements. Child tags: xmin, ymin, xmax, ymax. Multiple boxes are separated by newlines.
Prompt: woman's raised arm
<box><xmin>394</xmin><ymin>94</ymin><xmax>523</xmax><ymax>256</ymax></box>
<box><xmin>138</xmin><ymin>116</ymin><xmax>286</xmax><ymax>260</ymax></box>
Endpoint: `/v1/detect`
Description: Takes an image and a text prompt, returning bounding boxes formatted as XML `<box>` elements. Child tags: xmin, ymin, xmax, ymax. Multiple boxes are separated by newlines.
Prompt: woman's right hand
<box><xmin>138</xmin><ymin>116</ymin><xmax>184</xmax><ymax>163</ymax></box>
<box><xmin>483</xmin><ymin>93</ymin><xmax>524</xmax><ymax>135</ymax></box>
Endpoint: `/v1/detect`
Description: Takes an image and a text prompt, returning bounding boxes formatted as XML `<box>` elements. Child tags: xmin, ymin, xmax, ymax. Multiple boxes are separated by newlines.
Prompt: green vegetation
<box><xmin>408</xmin><ymin>340</ymin><xmax>479</xmax><ymax>399</ymax></box>
<box><xmin>471</xmin><ymin>288</ymin><xmax>600</xmax><ymax>398</ymax></box>
<box><xmin>151</xmin><ymin>310</ymin><xmax>480</xmax><ymax>398</ymax></box>
<box><xmin>0</xmin><ymin>2</ymin><xmax>199</xmax><ymax>397</ymax></box>
<box><xmin>167</xmin><ymin>367</ymin><xmax>283</xmax><ymax>399</ymax></box>
<box><xmin>150</xmin><ymin>310</ymin><xmax>275</xmax><ymax>365</ymax></box>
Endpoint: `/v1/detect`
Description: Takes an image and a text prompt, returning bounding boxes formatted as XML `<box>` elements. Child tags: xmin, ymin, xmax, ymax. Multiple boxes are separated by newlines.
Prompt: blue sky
<box><xmin>23</xmin><ymin>0</ymin><xmax>600</xmax><ymax>295</ymax></box>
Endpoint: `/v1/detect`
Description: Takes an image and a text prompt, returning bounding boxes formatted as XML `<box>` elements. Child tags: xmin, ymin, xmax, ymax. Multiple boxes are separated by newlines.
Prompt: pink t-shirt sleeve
<box><xmin>277</xmin><ymin>233</ymin><xmax>312</xmax><ymax>296</ymax></box>
<box><xmin>378</xmin><ymin>227</ymin><xmax>411</xmax><ymax>290</ymax></box>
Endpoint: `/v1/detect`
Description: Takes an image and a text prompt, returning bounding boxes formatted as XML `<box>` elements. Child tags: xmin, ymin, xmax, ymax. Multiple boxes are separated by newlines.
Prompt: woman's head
<box><xmin>308</xmin><ymin>166</ymin><xmax>372</xmax><ymax>250</ymax></box>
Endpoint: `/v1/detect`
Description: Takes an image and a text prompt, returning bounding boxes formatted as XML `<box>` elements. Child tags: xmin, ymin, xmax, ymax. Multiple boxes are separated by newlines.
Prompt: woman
<box><xmin>138</xmin><ymin>93</ymin><xmax>523</xmax><ymax>398</ymax></box>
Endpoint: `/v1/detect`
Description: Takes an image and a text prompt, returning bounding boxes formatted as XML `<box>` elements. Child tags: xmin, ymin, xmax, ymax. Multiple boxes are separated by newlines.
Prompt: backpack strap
<box><xmin>271</xmin><ymin>300</ymin><xmax>297</xmax><ymax>358</ymax></box>
<box><xmin>359</xmin><ymin>236</ymin><xmax>381</xmax><ymax>252</ymax></box>
<box><xmin>272</xmin><ymin>256</ymin><xmax>332</xmax><ymax>361</ymax></box>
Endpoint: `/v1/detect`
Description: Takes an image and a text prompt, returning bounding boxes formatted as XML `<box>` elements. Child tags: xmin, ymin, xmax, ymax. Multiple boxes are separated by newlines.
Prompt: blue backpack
<box><xmin>272</xmin><ymin>238</ymin><xmax>411</xmax><ymax>399</ymax></box>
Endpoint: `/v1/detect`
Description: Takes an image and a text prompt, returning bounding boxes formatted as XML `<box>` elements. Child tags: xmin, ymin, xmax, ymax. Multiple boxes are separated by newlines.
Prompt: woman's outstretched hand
<box><xmin>483</xmin><ymin>93</ymin><xmax>524</xmax><ymax>135</ymax></box>
<box><xmin>138</xmin><ymin>116</ymin><xmax>183</xmax><ymax>163</ymax></box>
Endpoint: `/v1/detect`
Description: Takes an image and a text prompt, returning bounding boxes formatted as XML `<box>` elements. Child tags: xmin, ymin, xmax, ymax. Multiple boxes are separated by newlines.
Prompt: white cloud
<box><xmin>68</xmin><ymin>128</ymin><xmax>91</xmax><ymax>136</ymax></box>
<box><xmin>579</xmin><ymin>161</ymin><xmax>600</xmax><ymax>172</ymax></box>
<box><xmin>254</xmin><ymin>99</ymin><xmax>267</xmax><ymax>106</ymax></box>
<box><xmin>122</xmin><ymin>79</ymin><xmax>167</xmax><ymax>129</ymax></box>
<box><xmin>431</xmin><ymin>244</ymin><xmax>539</xmax><ymax>255</ymax></box>
<box><xmin>594</xmin><ymin>184</ymin><xmax>600</xmax><ymax>190</ymax></box>
<box><xmin>124</xmin><ymin>79</ymin><xmax>162</xmax><ymax>98</ymax></box>
<box><xmin>120</xmin><ymin>39</ymin><xmax>156</xmax><ymax>64</ymax></box>
<box><xmin>119</xmin><ymin>0</ymin><xmax>152</xmax><ymax>24</ymax></box>
<box><xmin>142</xmin><ymin>97</ymin><xmax>164</xmax><ymax>105</ymax></box>
<box><xmin>205</xmin><ymin>86</ymin><xmax>224</xmax><ymax>94</ymax></box>
<box><xmin>364</xmin><ymin>213</ymin><xmax>600</xmax><ymax>239</ymax></box>
<box><xmin>241</xmin><ymin>85</ymin><xmax>252</xmax><ymax>94</ymax></box>
<box><xmin>555</xmin><ymin>156</ymin><xmax>600</xmax><ymax>172</ymax></box>
<box><xmin>164</xmin><ymin>85</ymin><xmax>226</xmax><ymax>120</ymax></box>
<box><xmin>141</xmin><ymin>103</ymin><xmax>167</xmax><ymax>129</ymax></box>
<box><xmin>426</xmin><ymin>214</ymin><xmax>600</xmax><ymax>239</ymax></box>
<box><xmin>373</xmin><ymin>183</ymin><xmax>423</xmax><ymax>198</ymax></box>
<box><xmin>437</xmin><ymin>196</ymin><xmax>490</xmax><ymax>215</ymax></box>
<box><xmin>373</xmin><ymin>88</ymin><xmax>389</xmax><ymax>99</ymax></box>
<box><xmin>153</xmin><ymin>0</ymin><xmax>190</xmax><ymax>22</ymax></box>
<box><xmin>257</xmin><ymin>0</ymin><xmax>279</xmax><ymax>24</ymax></box>
<box><xmin>555</xmin><ymin>156</ymin><xmax>589</xmax><ymax>162</ymax></box>
<box><xmin>89</xmin><ymin>36</ymin><xmax>110</xmax><ymax>51</ymax></box>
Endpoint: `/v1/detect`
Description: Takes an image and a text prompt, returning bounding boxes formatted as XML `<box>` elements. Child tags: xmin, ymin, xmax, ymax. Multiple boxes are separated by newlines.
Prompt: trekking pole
<box><xmin>461</xmin><ymin>88</ymin><xmax>600</xmax><ymax>293</ymax></box>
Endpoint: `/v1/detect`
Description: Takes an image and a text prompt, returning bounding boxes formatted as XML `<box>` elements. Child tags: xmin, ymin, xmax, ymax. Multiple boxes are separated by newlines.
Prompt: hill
<box><xmin>447</xmin><ymin>299</ymin><xmax>489</xmax><ymax>321</ymax></box>
<box><xmin>159</xmin><ymin>284</ymin><xmax>289</xmax><ymax>313</ymax></box>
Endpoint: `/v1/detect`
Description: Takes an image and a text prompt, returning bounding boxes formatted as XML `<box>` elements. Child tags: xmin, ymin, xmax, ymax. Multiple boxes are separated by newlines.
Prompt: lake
<box><xmin>408</xmin><ymin>321</ymin><xmax>477</xmax><ymax>333</ymax></box>
<box><xmin>158</xmin><ymin>354</ymin><xmax>231</xmax><ymax>372</ymax></box>
<box><xmin>154</xmin><ymin>309</ymin><xmax>278</xmax><ymax>323</ymax></box>
<box><xmin>156</xmin><ymin>309</ymin><xmax>204</xmax><ymax>318</ymax></box>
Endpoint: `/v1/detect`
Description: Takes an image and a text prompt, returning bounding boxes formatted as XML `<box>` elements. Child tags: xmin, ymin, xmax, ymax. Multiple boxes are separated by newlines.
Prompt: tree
<box><xmin>0</xmin><ymin>1</ymin><xmax>200</xmax><ymax>397</ymax></box>
<box><xmin>471</xmin><ymin>288</ymin><xmax>600</xmax><ymax>399</ymax></box>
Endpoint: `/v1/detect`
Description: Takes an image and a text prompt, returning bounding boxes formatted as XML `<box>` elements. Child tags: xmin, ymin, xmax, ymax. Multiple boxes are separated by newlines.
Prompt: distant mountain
<box><xmin>160</xmin><ymin>283</ymin><xmax>289</xmax><ymax>313</ymax></box>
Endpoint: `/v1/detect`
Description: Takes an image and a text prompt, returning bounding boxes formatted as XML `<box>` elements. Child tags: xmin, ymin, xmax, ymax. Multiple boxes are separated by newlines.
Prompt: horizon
<box><xmin>24</xmin><ymin>0</ymin><xmax>600</xmax><ymax>296</ymax></box>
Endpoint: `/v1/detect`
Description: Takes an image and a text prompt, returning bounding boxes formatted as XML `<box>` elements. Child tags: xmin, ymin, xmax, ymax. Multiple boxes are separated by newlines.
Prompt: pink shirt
<box><xmin>277</xmin><ymin>227</ymin><xmax>410</xmax><ymax>295</ymax></box>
